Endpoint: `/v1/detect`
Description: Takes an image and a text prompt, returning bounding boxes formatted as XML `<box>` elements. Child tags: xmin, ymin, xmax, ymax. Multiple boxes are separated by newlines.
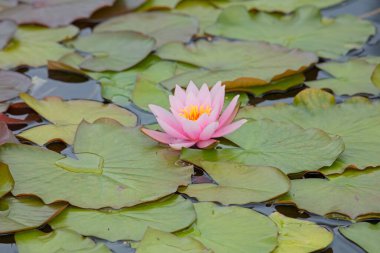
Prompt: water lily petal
<box><xmin>182</xmin><ymin>118</ymin><xmax>202</xmax><ymax>140</ymax></box>
<box><xmin>219</xmin><ymin>95</ymin><xmax>240</xmax><ymax>128</ymax></box>
<box><xmin>169</xmin><ymin>95</ymin><xmax>184</xmax><ymax>114</ymax></box>
<box><xmin>186</xmin><ymin>81</ymin><xmax>199</xmax><ymax>96</ymax></box>
<box><xmin>198</xmin><ymin>83</ymin><xmax>212</xmax><ymax>106</ymax></box>
<box><xmin>185</xmin><ymin>89</ymin><xmax>200</xmax><ymax>108</ymax></box>
<box><xmin>213</xmin><ymin>119</ymin><xmax>247</xmax><ymax>138</ymax></box>
<box><xmin>174</xmin><ymin>85</ymin><xmax>186</xmax><ymax>101</ymax></box>
<box><xmin>141</xmin><ymin>128</ymin><xmax>172</xmax><ymax>144</ymax></box>
<box><xmin>170</xmin><ymin>140</ymin><xmax>197</xmax><ymax>150</ymax></box>
<box><xmin>197</xmin><ymin>139</ymin><xmax>218</xmax><ymax>149</ymax></box>
<box><xmin>199</xmin><ymin>122</ymin><xmax>219</xmax><ymax>140</ymax></box>
<box><xmin>157</xmin><ymin>117</ymin><xmax>187</xmax><ymax>139</ymax></box>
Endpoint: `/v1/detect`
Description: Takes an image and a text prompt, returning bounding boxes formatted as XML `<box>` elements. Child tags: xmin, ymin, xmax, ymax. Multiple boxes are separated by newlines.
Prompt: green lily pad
<box><xmin>157</xmin><ymin>39</ymin><xmax>317</xmax><ymax>90</ymax></box>
<box><xmin>17</xmin><ymin>93</ymin><xmax>137</xmax><ymax>145</ymax></box>
<box><xmin>15</xmin><ymin>229</ymin><xmax>111</xmax><ymax>253</ymax></box>
<box><xmin>179</xmin><ymin>162</ymin><xmax>290</xmax><ymax>204</ymax></box>
<box><xmin>238</xmin><ymin>88</ymin><xmax>380</xmax><ymax>174</ymax></box>
<box><xmin>281</xmin><ymin>168</ymin><xmax>380</xmax><ymax>220</ymax></box>
<box><xmin>210</xmin><ymin>0</ymin><xmax>344</xmax><ymax>13</ymax></box>
<box><xmin>0</xmin><ymin>20</ymin><xmax>16</xmax><ymax>49</ymax></box>
<box><xmin>50</xmin><ymin>195</ymin><xmax>195</xmax><ymax>242</ymax></box>
<box><xmin>0</xmin><ymin>70</ymin><xmax>32</xmax><ymax>102</ymax></box>
<box><xmin>177</xmin><ymin>202</ymin><xmax>278</xmax><ymax>253</ymax></box>
<box><xmin>306</xmin><ymin>58</ymin><xmax>380</xmax><ymax>96</ymax></box>
<box><xmin>72</xmin><ymin>31</ymin><xmax>155</xmax><ymax>72</ymax></box>
<box><xmin>95</xmin><ymin>11</ymin><xmax>198</xmax><ymax>47</ymax></box>
<box><xmin>339</xmin><ymin>222</ymin><xmax>380</xmax><ymax>252</ymax></box>
<box><xmin>1</xmin><ymin>120</ymin><xmax>193</xmax><ymax>209</ymax></box>
<box><xmin>205</xmin><ymin>6</ymin><xmax>375</xmax><ymax>59</ymax></box>
<box><xmin>136</xmin><ymin>228</ymin><xmax>212</xmax><ymax>253</ymax></box>
<box><xmin>138</xmin><ymin>0</ymin><xmax>180</xmax><ymax>10</ymax></box>
<box><xmin>371</xmin><ymin>63</ymin><xmax>380</xmax><ymax>87</ymax></box>
<box><xmin>270</xmin><ymin>212</ymin><xmax>333</xmax><ymax>253</ymax></box>
<box><xmin>0</xmin><ymin>163</ymin><xmax>13</xmax><ymax>198</ymax></box>
<box><xmin>0</xmin><ymin>196</ymin><xmax>67</xmax><ymax>234</ymax></box>
<box><xmin>181</xmin><ymin>119</ymin><xmax>344</xmax><ymax>174</ymax></box>
<box><xmin>0</xmin><ymin>25</ymin><xmax>78</xmax><ymax>69</ymax></box>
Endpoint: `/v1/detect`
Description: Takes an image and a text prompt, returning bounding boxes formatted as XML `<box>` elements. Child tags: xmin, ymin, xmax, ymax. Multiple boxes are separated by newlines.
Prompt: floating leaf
<box><xmin>210</xmin><ymin>0</ymin><xmax>344</xmax><ymax>13</ymax></box>
<box><xmin>72</xmin><ymin>31</ymin><xmax>155</xmax><ymax>72</ymax></box>
<box><xmin>0</xmin><ymin>70</ymin><xmax>32</xmax><ymax>102</ymax></box>
<box><xmin>339</xmin><ymin>222</ymin><xmax>380</xmax><ymax>252</ymax></box>
<box><xmin>0</xmin><ymin>25</ymin><xmax>78</xmax><ymax>69</ymax></box>
<box><xmin>0</xmin><ymin>163</ymin><xmax>13</xmax><ymax>198</ymax></box>
<box><xmin>371</xmin><ymin>63</ymin><xmax>380</xmax><ymax>87</ymax></box>
<box><xmin>15</xmin><ymin>229</ymin><xmax>111</xmax><ymax>253</ymax></box>
<box><xmin>281</xmin><ymin>168</ymin><xmax>380</xmax><ymax>220</ymax></box>
<box><xmin>306</xmin><ymin>58</ymin><xmax>380</xmax><ymax>96</ymax></box>
<box><xmin>206</xmin><ymin>6</ymin><xmax>375</xmax><ymax>58</ymax></box>
<box><xmin>238</xmin><ymin>88</ymin><xmax>380</xmax><ymax>174</ymax></box>
<box><xmin>0</xmin><ymin>196</ymin><xmax>67</xmax><ymax>234</ymax></box>
<box><xmin>270</xmin><ymin>212</ymin><xmax>333</xmax><ymax>253</ymax></box>
<box><xmin>0</xmin><ymin>0</ymin><xmax>115</xmax><ymax>28</ymax></box>
<box><xmin>0</xmin><ymin>20</ymin><xmax>16</xmax><ymax>49</ymax></box>
<box><xmin>50</xmin><ymin>195</ymin><xmax>195</xmax><ymax>242</ymax></box>
<box><xmin>1</xmin><ymin>120</ymin><xmax>193</xmax><ymax>209</ymax></box>
<box><xmin>181</xmin><ymin>119</ymin><xmax>344</xmax><ymax>174</ymax></box>
<box><xmin>178</xmin><ymin>202</ymin><xmax>278</xmax><ymax>253</ymax></box>
<box><xmin>179</xmin><ymin>162</ymin><xmax>290</xmax><ymax>204</ymax></box>
<box><xmin>17</xmin><ymin>93</ymin><xmax>137</xmax><ymax>145</ymax></box>
<box><xmin>157</xmin><ymin>39</ymin><xmax>317</xmax><ymax>90</ymax></box>
<box><xmin>0</xmin><ymin>121</ymin><xmax>18</xmax><ymax>145</ymax></box>
<box><xmin>136</xmin><ymin>228</ymin><xmax>212</xmax><ymax>253</ymax></box>
<box><xmin>95</xmin><ymin>12</ymin><xmax>198</xmax><ymax>47</ymax></box>
<box><xmin>91</xmin><ymin>0</ymin><xmax>146</xmax><ymax>20</ymax></box>
<box><xmin>138</xmin><ymin>0</ymin><xmax>180</xmax><ymax>11</ymax></box>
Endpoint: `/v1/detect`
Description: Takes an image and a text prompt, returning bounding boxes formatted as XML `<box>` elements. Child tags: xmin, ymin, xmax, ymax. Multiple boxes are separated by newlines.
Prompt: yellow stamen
<box><xmin>179</xmin><ymin>104</ymin><xmax>212</xmax><ymax>121</ymax></box>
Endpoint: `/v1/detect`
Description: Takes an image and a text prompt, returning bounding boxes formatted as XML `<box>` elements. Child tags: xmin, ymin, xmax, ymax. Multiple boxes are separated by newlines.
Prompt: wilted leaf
<box><xmin>0</xmin><ymin>70</ymin><xmax>32</xmax><ymax>102</ymax></box>
<box><xmin>0</xmin><ymin>20</ymin><xmax>16</xmax><ymax>49</ymax></box>
<box><xmin>16</xmin><ymin>229</ymin><xmax>111</xmax><ymax>253</ymax></box>
<box><xmin>179</xmin><ymin>162</ymin><xmax>290</xmax><ymax>204</ymax></box>
<box><xmin>91</xmin><ymin>0</ymin><xmax>146</xmax><ymax>20</ymax></box>
<box><xmin>206</xmin><ymin>6</ymin><xmax>375</xmax><ymax>58</ymax></box>
<box><xmin>0</xmin><ymin>121</ymin><xmax>18</xmax><ymax>145</ymax></box>
<box><xmin>0</xmin><ymin>0</ymin><xmax>115</xmax><ymax>27</ymax></box>
<box><xmin>339</xmin><ymin>222</ymin><xmax>380</xmax><ymax>252</ymax></box>
<box><xmin>0</xmin><ymin>163</ymin><xmax>13</xmax><ymax>198</ymax></box>
<box><xmin>1</xmin><ymin>120</ymin><xmax>193</xmax><ymax>209</ymax></box>
<box><xmin>181</xmin><ymin>119</ymin><xmax>344</xmax><ymax>174</ymax></box>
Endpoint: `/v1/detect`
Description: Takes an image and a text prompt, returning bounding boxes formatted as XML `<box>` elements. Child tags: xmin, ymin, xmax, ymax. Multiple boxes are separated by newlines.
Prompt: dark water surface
<box><xmin>1</xmin><ymin>0</ymin><xmax>380</xmax><ymax>252</ymax></box>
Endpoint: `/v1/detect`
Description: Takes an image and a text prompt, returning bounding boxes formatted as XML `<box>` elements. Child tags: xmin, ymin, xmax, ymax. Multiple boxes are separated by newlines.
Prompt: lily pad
<box><xmin>95</xmin><ymin>11</ymin><xmax>198</xmax><ymax>47</ymax></box>
<box><xmin>91</xmin><ymin>0</ymin><xmax>146</xmax><ymax>20</ymax></box>
<box><xmin>15</xmin><ymin>229</ymin><xmax>111</xmax><ymax>253</ymax></box>
<box><xmin>72</xmin><ymin>31</ymin><xmax>155</xmax><ymax>72</ymax></box>
<box><xmin>0</xmin><ymin>163</ymin><xmax>13</xmax><ymax>198</ymax></box>
<box><xmin>136</xmin><ymin>228</ymin><xmax>212</xmax><ymax>253</ymax></box>
<box><xmin>0</xmin><ymin>70</ymin><xmax>32</xmax><ymax>102</ymax></box>
<box><xmin>339</xmin><ymin>222</ymin><xmax>380</xmax><ymax>252</ymax></box>
<box><xmin>270</xmin><ymin>212</ymin><xmax>333</xmax><ymax>253</ymax></box>
<box><xmin>17</xmin><ymin>93</ymin><xmax>137</xmax><ymax>145</ymax></box>
<box><xmin>0</xmin><ymin>25</ymin><xmax>78</xmax><ymax>69</ymax></box>
<box><xmin>371</xmin><ymin>62</ymin><xmax>380</xmax><ymax>87</ymax></box>
<box><xmin>1</xmin><ymin>120</ymin><xmax>193</xmax><ymax>209</ymax></box>
<box><xmin>138</xmin><ymin>0</ymin><xmax>180</xmax><ymax>10</ymax></box>
<box><xmin>0</xmin><ymin>0</ymin><xmax>115</xmax><ymax>27</ymax></box>
<box><xmin>281</xmin><ymin>168</ymin><xmax>380</xmax><ymax>220</ymax></box>
<box><xmin>157</xmin><ymin>39</ymin><xmax>317</xmax><ymax>90</ymax></box>
<box><xmin>306</xmin><ymin>58</ymin><xmax>380</xmax><ymax>96</ymax></box>
<box><xmin>205</xmin><ymin>6</ymin><xmax>375</xmax><ymax>58</ymax></box>
<box><xmin>50</xmin><ymin>195</ymin><xmax>196</xmax><ymax>242</ymax></box>
<box><xmin>179</xmin><ymin>162</ymin><xmax>290</xmax><ymax>204</ymax></box>
<box><xmin>238</xmin><ymin>88</ymin><xmax>380</xmax><ymax>174</ymax></box>
<box><xmin>210</xmin><ymin>0</ymin><xmax>344</xmax><ymax>13</ymax></box>
<box><xmin>0</xmin><ymin>20</ymin><xmax>16</xmax><ymax>49</ymax></box>
<box><xmin>178</xmin><ymin>202</ymin><xmax>278</xmax><ymax>253</ymax></box>
<box><xmin>0</xmin><ymin>196</ymin><xmax>67</xmax><ymax>234</ymax></box>
<box><xmin>181</xmin><ymin>119</ymin><xmax>344</xmax><ymax>174</ymax></box>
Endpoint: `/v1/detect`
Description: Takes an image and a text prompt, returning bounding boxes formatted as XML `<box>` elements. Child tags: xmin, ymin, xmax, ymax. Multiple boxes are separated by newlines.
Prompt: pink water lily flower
<box><xmin>141</xmin><ymin>81</ymin><xmax>247</xmax><ymax>150</ymax></box>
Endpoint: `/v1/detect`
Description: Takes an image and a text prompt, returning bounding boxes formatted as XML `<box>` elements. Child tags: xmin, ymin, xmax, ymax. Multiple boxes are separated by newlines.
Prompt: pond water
<box><xmin>1</xmin><ymin>0</ymin><xmax>380</xmax><ymax>252</ymax></box>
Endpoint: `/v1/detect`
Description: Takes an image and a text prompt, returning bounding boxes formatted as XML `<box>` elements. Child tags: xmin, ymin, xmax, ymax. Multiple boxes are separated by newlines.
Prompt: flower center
<box><xmin>179</xmin><ymin>104</ymin><xmax>212</xmax><ymax>121</ymax></box>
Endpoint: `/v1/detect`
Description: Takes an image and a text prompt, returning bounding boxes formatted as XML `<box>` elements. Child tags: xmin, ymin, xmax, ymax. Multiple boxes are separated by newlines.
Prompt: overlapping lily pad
<box><xmin>136</xmin><ymin>228</ymin><xmax>212</xmax><ymax>253</ymax></box>
<box><xmin>0</xmin><ymin>25</ymin><xmax>78</xmax><ymax>69</ymax></box>
<box><xmin>0</xmin><ymin>70</ymin><xmax>32</xmax><ymax>102</ymax></box>
<box><xmin>0</xmin><ymin>121</ymin><xmax>18</xmax><ymax>145</ymax></box>
<box><xmin>50</xmin><ymin>195</ymin><xmax>195</xmax><ymax>242</ymax></box>
<box><xmin>181</xmin><ymin>119</ymin><xmax>344</xmax><ymax>174</ymax></box>
<box><xmin>206</xmin><ymin>6</ymin><xmax>375</xmax><ymax>58</ymax></box>
<box><xmin>238</xmin><ymin>88</ymin><xmax>380</xmax><ymax>174</ymax></box>
<box><xmin>0</xmin><ymin>20</ymin><xmax>16</xmax><ymax>49</ymax></box>
<box><xmin>91</xmin><ymin>0</ymin><xmax>146</xmax><ymax>19</ymax></box>
<box><xmin>138</xmin><ymin>0</ymin><xmax>180</xmax><ymax>10</ymax></box>
<box><xmin>306</xmin><ymin>58</ymin><xmax>380</xmax><ymax>96</ymax></box>
<box><xmin>95</xmin><ymin>11</ymin><xmax>198</xmax><ymax>47</ymax></box>
<box><xmin>72</xmin><ymin>31</ymin><xmax>155</xmax><ymax>72</ymax></box>
<box><xmin>339</xmin><ymin>222</ymin><xmax>380</xmax><ymax>252</ymax></box>
<box><xmin>1</xmin><ymin>120</ymin><xmax>193</xmax><ymax>209</ymax></box>
<box><xmin>281</xmin><ymin>168</ymin><xmax>380</xmax><ymax>220</ymax></box>
<box><xmin>157</xmin><ymin>39</ymin><xmax>317</xmax><ymax>90</ymax></box>
<box><xmin>0</xmin><ymin>196</ymin><xmax>67</xmax><ymax>234</ymax></box>
<box><xmin>0</xmin><ymin>163</ymin><xmax>13</xmax><ymax>198</ymax></box>
<box><xmin>270</xmin><ymin>212</ymin><xmax>333</xmax><ymax>253</ymax></box>
<box><xmin>179</xmin><ymin>162</ymin><xmax>290</xmax><ymax>204</ymax></box>
<box><xmin>0</xmin><ymin>0</ymin><xmax>115</xmax><ymax>27</ymax></box>
<box><xmin>177</xmin><ymin>202</ymin><xmax>278</xmax><ymax>253</ymax></box>
<box><xmin>15</xmin><ymin>229</ymin><xmax>111</xmax><ymax>253</ymax></box>
<box><xmin>17</xmin><ymin>93</ymin><xmax>137</xmax><ymax>145</ymax></box>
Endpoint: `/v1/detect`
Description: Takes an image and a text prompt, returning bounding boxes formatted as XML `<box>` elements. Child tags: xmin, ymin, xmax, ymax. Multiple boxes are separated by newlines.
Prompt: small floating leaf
<box><xmin>0</xmin><ymin>70</ymin><xmax>32</xmax><ymax>102</ymax></box>
<box><xmin>339</xmin><ymin>222</ymin><xmax>380</xmax><ymax>252</ymax></box>
<box><xmin>0</xmin><ymin>163</ymin><xmax>13</xmax><ymax>198</ymax></box>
